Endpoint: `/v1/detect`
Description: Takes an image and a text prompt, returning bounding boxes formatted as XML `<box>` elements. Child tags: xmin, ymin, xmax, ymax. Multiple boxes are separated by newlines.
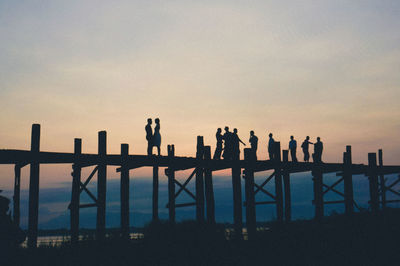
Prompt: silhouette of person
<box><xmin>301</xmin><ymin>136</ymin><xmax>313</xmax><ymax>162</ymax></box>
<box><xmin>213</xmin><ymin>128</ymin><xmax>223</xmax><ymax>160</ymax></box>
<box><xmin>145</xmin><ymin>118</ymin><xmax>153</xmax><ymax>156</ymax></box>
<box><xmin>268</xmin><ymin>133</ymin><xmax>275</xmax><ymax>160</ymax></box>
<box><xmin>222</xmin><ymin>127</ymin><xmax>233</xmax><ymax>160</ymax></box>
<box><xmin>153</xmin><ymin>118</ymin><xmax>161</xmax><ymax>156</ymax></box>
<box><xmin>289</xmin><ymin>135</ymin><xmax>297</xmax><ymax>162</ymax></box>
<box><xmin>313</xmin><ymin>137</ymin><xmax>323</xmax><ymax>163</ymax></box>
<box><xmin>0</xmin><ymin>194</ymin><xmax>25</xmax><ymax>251</ymax></box>
<box><xmin>249</xmin><ymin>131</ymin><xmax>258</xmax><ymax>160</ymax></box>
<box><xmin>232</xmin><ymin>128</ymin><xmax>246</xmax><ymax>160</ymax></box>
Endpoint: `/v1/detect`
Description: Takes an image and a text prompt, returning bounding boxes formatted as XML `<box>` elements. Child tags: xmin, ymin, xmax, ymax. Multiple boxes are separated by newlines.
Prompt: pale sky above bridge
<box><xmin>0</xmin><ymin>0</ymin><xmax>399</xmax><ymax>188</ymax></box>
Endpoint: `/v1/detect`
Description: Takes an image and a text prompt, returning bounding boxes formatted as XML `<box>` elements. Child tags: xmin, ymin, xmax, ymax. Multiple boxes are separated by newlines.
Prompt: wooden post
<box><xmin>343</xmin><ymin>145</ymin><xmax>354</xmax><ymax>215</ymax></box>
<box><xmin>204</xmin><ymin>146</ymin><xmax>215</xmax><ymax>225</ymax></box>
<box><xmin>167</xmin><ymin>145</ymin><xmax>175</xmax><ymax>223</ymax></box>
<box><xmin>152</xmin><ymin>165</ymin><xmax>159</xmax><ymax>222</ymax></box>
<box><xmin>378</xmin><ymin>149</ymin><xmax>386</xmax><ymax>210</ymax></box>
<box><xmin>312</xmin><ymin>164</ymin><xmax>324</xmax><ymax>221</ymax></box>
<box><xmin>274</xmin><ymin>142</ymin><xmax>283</xmax><ymax>222</ymax></box>
<box><xmin>96</xmin><ymin>131</ymin><xmax>107</xmax><ymax>240</ymax></box>
<box><xmin>232</xmin><ymin>158</ymin><xmax>243</xmax><ymax>238</ymax></box>
<box><xmin>28</xmin><ymin>124</ymin><xmax>40</xmax><ymax>248</ymax></box>
<box><xmin>13</xmin><ymin>165</ymin><xmax>21</xmax><ymax>227</ymax></box>
<box><xmin>282</xmin><ymin>150</ymin><xmax>291</xmax><ymax>222</ymax></box>
<box><xmin>70</xmin><ymin>138</ymin><xmax>82</xmax><ymax>244</ymax></box>
<box><xmin>196</xmin><ymin>136</ymin><xmax>205</xmax><ymax>223</ymax></box>
<box><xmin>368</xmin><ymin>153</ymin><xmax>379</xmax><ymax>213</ymax></box>
<box><xmin>244</xmin><ymin>148</ymin><xmax>256</xmax><ymax>239</ymax></box>
<box><xmin>120</xmin><ymin>144</ymin><xmax>129</xmax><ymax>239</ymax></box>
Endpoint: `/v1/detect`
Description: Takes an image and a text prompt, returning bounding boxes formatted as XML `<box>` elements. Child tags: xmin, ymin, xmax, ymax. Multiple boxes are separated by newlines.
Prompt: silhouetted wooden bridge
<box><xmin>1</xmin><ymin>124</ymin><xmax>400</xmax><ymax>247</ymax></box>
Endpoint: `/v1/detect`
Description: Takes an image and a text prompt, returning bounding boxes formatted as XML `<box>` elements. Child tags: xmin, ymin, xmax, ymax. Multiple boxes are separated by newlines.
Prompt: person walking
<box><xmin>289</xmin><ymin>135</ymin><xmax>297</xmax><ymax>162</ymax></box>
<box><xmin>222</xmin><ymin>127</ymin><xmax>233</xmax><ymax>160</ymax></box>
<box><xmin>213</xmin><ymin>128</ymin><xmax>223</xmax><ymax>160</ymax></box>
<box><xmin>249</xmin><ymin>131</ymin><xmax>258</xmax><ymax>160</ymax></box>
<box><xmin>301</xmin><ymin>136</ymin><xmax>313</xmax><ymax>162</ymax></box>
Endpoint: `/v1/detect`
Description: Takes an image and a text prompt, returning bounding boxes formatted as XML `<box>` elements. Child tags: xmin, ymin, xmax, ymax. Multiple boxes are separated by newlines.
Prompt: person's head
<box><xmin>290</xmin><ymin>135</ymin><xmax>294</xmax><ymax>140</ymax></box>
<box><xmin>306</xmin><ymin>136</ymin><xmax>310</xmax><ymax>140</ymax></box>
<box><xmin>250</xmin><ymin>130</ymin><xmax>254</xmax><ymax>136</ymax></box>
<box><xmin>269</xmin><ymin>133</ymin><xmax>273</xmax><ymax>138</ymax></box>
<box><xmin>317</xmin><ymin>137</ymin><xmax>321</xmax><ymax>142</ymax></box>
<box><xmin>233</xmin><ymin>128</ymin><xmax>238</xmax><ymax>133</ymax></box>
<box><xmin>0</xmin><ymin>195</ymin><xmax>10</xmax><ymax>215</ymax></box>
<box><xmin>224</xmin><ymin>126</ymin><xmax>229</xmax><ymax>132</ymax></box>
<box><xmin>217</xmin><ymin>128</ymin><xmax>221</xmax><ymax>133</ymax></box>
<box><xmin>147</xmin><ymin>118</ymin><xmax>152</xmax><ymax>124</ymax></box>
<box><xmin>155</xmin><ymin>118</ymin><xmax>160</xmax><ymax>124</ymax></box>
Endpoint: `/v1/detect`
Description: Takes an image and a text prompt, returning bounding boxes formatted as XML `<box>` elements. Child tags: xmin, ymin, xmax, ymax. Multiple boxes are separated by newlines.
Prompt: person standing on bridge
<box><xmin>213</xmin><ymin>128</ymin><xmax>223</xmax><ymax>160</ymax></box>
<box><xmin>222</xmin><ymin>127</ymin><xmax>233</xmax><ymax>160</ymax></box>
<box><xmin>268</xmin><ymin>133</ymin><xmax>275</xmax><ymax>160</ymax></box>
<box><xmin>249</xmin><ymin>131</ymin><xmax>258</xmax><ymax>160</ymax></box>
<box><xmin>153</xmin><ymin>118</ymin><xmax>162</xmax><ymax>156</ymax></box>
<box><xmin>289</xmin><ymin>135</ymin><xmax>298</xmax><ymax>162</ymax></box>
<box><xmin>232</xmin><ymin>128</ymin><xmax>246</xmax><ymax>160</ymax></box>
<box><xmin>313</xmin><ymin>137</ymin><xmax>323</xmax><ymax>163</ymax></box>
<box><xmin>145</xmin><ymin>118</ymin><xmax>153</xmax><ymax>156</ymax></box>
<box><xmin>301</xmin><ymin>136</ymin><xmax>313</xmax><ymax>162</ymax></box>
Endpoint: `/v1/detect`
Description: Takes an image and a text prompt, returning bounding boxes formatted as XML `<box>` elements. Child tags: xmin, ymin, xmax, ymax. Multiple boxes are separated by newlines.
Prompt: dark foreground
<box><xmin>3</xmin><ymin>210</ymin><xmax>400</xmax><ymax>266</ymax></box>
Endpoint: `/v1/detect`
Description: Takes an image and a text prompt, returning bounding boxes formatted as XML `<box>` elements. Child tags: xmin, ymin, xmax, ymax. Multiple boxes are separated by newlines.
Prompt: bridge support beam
<box><xmin>152</xmin><ymin>165</ymin><xmax>159</xmax><ymax>222</ymax></box>
<box><xmin>343</xmin><ymin>145</ymin><xmax>354</xmax><ymax>215</ymax></box>
<box><xmin>232</xmin><ymin>160</ymin><xmax>243</xmax><ymax>239</ymax></box>
<box><xmin>312</xmin><ymin>164</ymin><xmax>324</xmax><ymax>221</ymax></box>
<box><xmin>378</xmin><ymin>149</ymin><xmax>386</xmax><ymax>210</ymax></box>
<box><xmin>195</xmin><ymin>136</ymin><xmax>205</xmax><ymax>223</ymax></box>
<box><xmin>96</xmin><ymin>131</ymin><xmax>107</xmax><ymax>240</ymax></box>
<box><xmin>204</xmin><ymin>146</ymin><xmax>215</xmax><ymax>224</ymax></box>
<box><xmin>120</xmin><ymin>144</ymin><xmax>129</xmax><ymax>239</ymax></box>
<box><xmin>167</xmin><ymin>145</ymin><xmax>176</xmax><ymax>223</ymax></box>
<box><xmin>70</xmin><ymin>138</ymin><xmax>82</xmax><ymax>244</ymax></box>
<box><xmin>28</xmin><ymin>124</ymin><xmax>40</xmax><ymax>248</ymax></box>
<box><xmin>274</xmin><ymin>142</ymin><xmax>283</xmax><ymax>222</ymax></box>
<box><xmin>368</xmin><ymin>153</ymin><xmax>379</xmax><ymax>213</ymax></box>
<box><xmin>244</xmin><ymin>148</ymin><xmax>256</xmax><ymax>239</ymax></box>
<box><xmin>13</xmin><ymin>164</ymin><xmax>21</xmax><ymax>227</ymax></box>
<box><xmin>282</xmin><ymin>150</ymin><xmax>291</xmax><ymax>222</ymax></box>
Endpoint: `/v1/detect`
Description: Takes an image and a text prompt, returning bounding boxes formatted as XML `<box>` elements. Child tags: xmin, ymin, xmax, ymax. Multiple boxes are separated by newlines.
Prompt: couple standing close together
<box><xmin>145</xmin><ymin>118</ymin><xmax>162</xmax><ymax>156</ymax></box>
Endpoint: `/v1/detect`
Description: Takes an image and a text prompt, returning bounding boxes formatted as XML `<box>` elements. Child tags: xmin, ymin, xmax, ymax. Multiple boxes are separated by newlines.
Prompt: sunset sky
<box><xmin>1</xmin><ymin>0</ymin><xmax>399</xmax><ymax>189</ymax></box>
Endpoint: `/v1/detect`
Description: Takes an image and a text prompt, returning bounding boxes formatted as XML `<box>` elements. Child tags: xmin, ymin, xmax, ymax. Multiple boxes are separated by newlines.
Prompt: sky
<box><xmin>1</xmin><ymin>0</ymin><xmax>400</xmax><ymax>189</ymax></box>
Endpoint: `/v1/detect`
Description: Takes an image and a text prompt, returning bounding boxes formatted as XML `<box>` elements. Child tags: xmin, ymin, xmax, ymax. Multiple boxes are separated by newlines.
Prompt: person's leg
<box><xmin>147</xmin><ymin>142</ymin><xmax>152</xmax><ymax>156</ymax></box>
<box><xmin>157</xmin><ymin>145</ymin><xmax>161</xmax><ymax>156</ymax></box>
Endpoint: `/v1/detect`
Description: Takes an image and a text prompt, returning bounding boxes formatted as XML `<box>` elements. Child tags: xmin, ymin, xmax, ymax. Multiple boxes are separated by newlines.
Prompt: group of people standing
<box><xmin>214</xmin><ymin>129</ymin><xmax>324</xmax><ymax>163</ymax></box>
<box><xmin>145</xmin><ymin>118</ymin><xmax>162</xmax><ymax>156</ymax></box>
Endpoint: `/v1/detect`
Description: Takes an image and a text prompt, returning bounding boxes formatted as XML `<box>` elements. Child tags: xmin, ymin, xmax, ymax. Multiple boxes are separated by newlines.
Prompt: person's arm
<box><xmin>239</xmin><ymin>138</ymin><xmax>246</xmax><ymax>146</ymax></box>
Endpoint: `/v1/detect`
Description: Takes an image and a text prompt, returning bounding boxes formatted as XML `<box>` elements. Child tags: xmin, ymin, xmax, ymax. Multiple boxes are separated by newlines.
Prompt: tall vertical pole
<box><xmin>312</xmin><ymin>164</ymin><xmax>324</xmax><ymax>221</ymax></box>
<box><xmin>13</xmin><ymin>165</ymin><xmax>21</xmax><ymax>227</ymax></box>
<box><xmin>97</xmin><ymin>131</ymin><xmax>107</xmax><ymax>240</ymax></box>
<box><xmin>196</xmin><ymin>136</ymin><xmax>205</xmax><ymax>223</ymax></box>
<box><xmin>70</xmin><ymin>138</ymin><xmax>82</xmax><ymax>244</ymax></box>
<box><xmin>232</xmin><ymin>154</ymin><xmax>243</xmax><ymax>238</ymax></box>
<box><xmin>274</xmin><ymin>142</ymin><xmax>283</xmax><ymax>222</ymax></box>
<box><xmin>167</xmin><ymin>145</ymin><xmax>176</xmax><ymax>223</ymax></box>
<box><xmin>204</xmin><ymin>146</ymin><xmax>215</xmax><ymax>225</ymax></box>
<box><xmin>244</xmin><ymin>148</ymin><xmax>256</xmax><ymax>239</ymax></box>
<box><xmin>28</xmin><ymin>124</ymin><xmax>40</xmax><ymax>248</ymax></box>
<box><xmin>120</xmin><ymin>143</ymin><xmax>129</xmax><ymax>239</ymax></box>
<box><xmin>368</xmin><ymin>153</ymin><xmax>379</xmax><ymax>213</ymax></box>
<box><xmin>343</xmin><ymin>145</ymin><xmax>354</xmax><ymax>215</ymax></box>
<box><xmin>152</xmin><ymin>165</ymin><xmax>159</xmax><ymax>222</ymax></box>
<box><xmin>282</xmin><ymin>150</ymin><xmax>291</xmax><ymax>222</ymax></box>
<box><xmin>378</xmin><ymin>149</ymin><xmax>386</xmax><ymax>210</ymax></box>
